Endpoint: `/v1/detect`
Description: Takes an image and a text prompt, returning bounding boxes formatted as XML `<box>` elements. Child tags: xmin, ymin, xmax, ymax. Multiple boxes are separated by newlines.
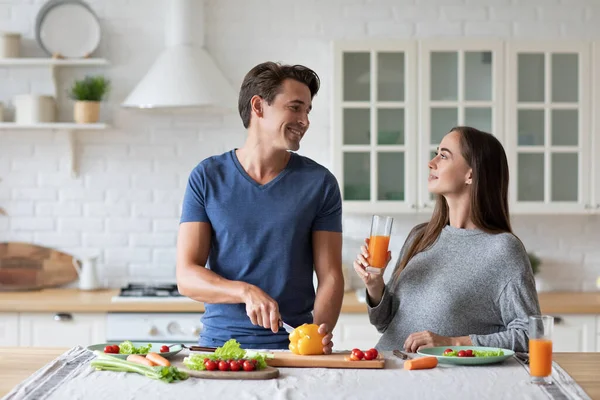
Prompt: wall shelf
<box><xmin>0</xmin><ymin>123</ymin><xmax>109</xmax><ymax>178</ymax></box>
<box><xmin>0</xmin><ymin>58</ymin><xmax>109</xmax><ymax>67</ymax></box>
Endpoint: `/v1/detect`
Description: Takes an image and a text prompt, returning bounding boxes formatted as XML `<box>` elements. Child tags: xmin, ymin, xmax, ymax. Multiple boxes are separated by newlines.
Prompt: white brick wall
<box><xmin>0</xmin><ymin>0</ymin><xmax>599</xmax><ymax>290</ymax></box>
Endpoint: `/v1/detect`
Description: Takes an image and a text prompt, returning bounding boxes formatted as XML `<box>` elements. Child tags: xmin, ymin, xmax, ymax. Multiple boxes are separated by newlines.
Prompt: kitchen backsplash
<box><xmin>0</xmin><ymin>0</ymin><xmax>599</xmax><ymax>291</ymax></box>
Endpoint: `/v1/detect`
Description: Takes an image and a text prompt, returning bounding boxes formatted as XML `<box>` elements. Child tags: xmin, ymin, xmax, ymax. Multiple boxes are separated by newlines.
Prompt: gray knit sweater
<box><xmin>367</xmin><ymin>225</ymin><xmax>540</xmax><ymax>352</ymax></box>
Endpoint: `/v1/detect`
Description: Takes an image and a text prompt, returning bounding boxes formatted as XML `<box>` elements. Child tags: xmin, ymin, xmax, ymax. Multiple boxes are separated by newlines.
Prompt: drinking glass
<box><xmin>365</xmin><ymin>215</ymin><xmax>393</xmax><ymax>274</ymax></box>
<box><xmin>529</xmin><ymin>315</ymin><xmax>554</xmax><ymax>385</ymax></box>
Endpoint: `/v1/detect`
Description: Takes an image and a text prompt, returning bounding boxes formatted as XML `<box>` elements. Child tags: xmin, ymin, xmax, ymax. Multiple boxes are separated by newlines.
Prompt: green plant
<box><xmin>68</xmin><ymin>75</ymin><xmax>110</xmax><ymax>102</ymax></box>
<box><xmin>528</xmin><ymin>252</ymin><xmax>541</xmax><ymax>275</ymax></box>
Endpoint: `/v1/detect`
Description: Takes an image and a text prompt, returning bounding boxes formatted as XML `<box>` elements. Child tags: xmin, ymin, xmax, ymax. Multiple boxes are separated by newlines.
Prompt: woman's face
<box><xmin>427</xmin><ymin>130</ymin><xmax>473</xmax><ymax>196</ymax></box>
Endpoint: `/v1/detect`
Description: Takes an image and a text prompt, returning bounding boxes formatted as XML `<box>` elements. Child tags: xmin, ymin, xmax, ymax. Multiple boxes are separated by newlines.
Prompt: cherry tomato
<box><xmin>111</xmin><ymin>345</ymin><xmax>120</xmax><ymax>353</ymax></box>
<box><xmin>160</xmin><ymin>345</ymin><xmax>169</xmax><ymax>353</ymax></box>
<box><xmin>368</xmin><ymin>348</ymin><xmax>378</xmax><ymax>358</ymax></box>
<box><xmin>204</xmin><ymin>359</ymin><xmax>217</xmax><ymax>371</ymax></box>
<box><xmin>243</xmin><ymin>360</ymin><xmax>255</xmax><ymax>371</ymax></box>
<box><xmin>465</xmin><ymin>349</ymin><xmax>473</xmax><ymax>357</ymax></box>
<box><xmin>229</xmin><ymin>360</ymin><xmax>241</xmax><ymax>371</ymax></box>
<box><xmin>457</xmin><ymin>350</ymin><xmax>467</xmax><ymax>357</ymax></box>
<box><xmin>351</xmin><ymin>349</ymin><xmax>364</xmax><ymax>360</ymax></box>
<box><xmin>443</xmin><ymin>348</ymin><xmax>454</xmax><ymax>356</ymax></box>
<box><xmin>218</xmin><ymin>360</ymin><xmax>229</xmax><ymax>371</ymax></box>
<box><xmin>104</xmin><ymin>345</ymin><xmax>113</xmax><ymax>353</ymax></box>
<box><xmin>363</xmin><ymin>349</ymin><xmax>376</xmax><ymax>360</ymax></box>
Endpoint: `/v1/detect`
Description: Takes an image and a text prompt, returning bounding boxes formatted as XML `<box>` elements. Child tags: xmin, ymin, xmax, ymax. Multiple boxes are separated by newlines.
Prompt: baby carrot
<box><xmin>126</xmin><ymin>354</ymin><xmax>156</xmax><ymax>367</ymax></box>
<box><xmin>404</xmin><ymin>356</ymin><xmax>438</xmax><ymax>370</ymax></box>
<box><xmin>146</xmin><ymin>352</ymin><xmax>171</xmax><ymax>367</ymax></box>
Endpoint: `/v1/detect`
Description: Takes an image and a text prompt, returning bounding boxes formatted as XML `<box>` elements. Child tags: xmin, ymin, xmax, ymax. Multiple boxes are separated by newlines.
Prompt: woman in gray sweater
<box><xmin>353</xmin><ymin>126</ymin><xmax>540</xmax><ymax>353</ymax></box>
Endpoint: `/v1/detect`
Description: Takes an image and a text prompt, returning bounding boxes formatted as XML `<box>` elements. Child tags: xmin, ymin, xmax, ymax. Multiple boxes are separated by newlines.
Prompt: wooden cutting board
<box><xmin>0</xmin><ymin>242</ymin><xmax>79</xmax><ymax>291</ymax></box>
<box><xmin>266</xmin><ymin>351</ymin><xmax>385</xmax><ymax>369</ymax></box>
<box><xmin>176</xmin><ymin>365</ymin><xmax>280</xmax><ymax>380</ymax></box>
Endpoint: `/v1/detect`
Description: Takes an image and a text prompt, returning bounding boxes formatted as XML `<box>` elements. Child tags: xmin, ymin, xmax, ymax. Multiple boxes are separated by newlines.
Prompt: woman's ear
<box><xmin>250</xmin><ymin>95</ymin><xmax>263</xmax><ymax>118</ymax></box>
<box><xmin>465</xmin><ymin>169</ymin><xmax>473</xmax><ymax>185</ymax></box>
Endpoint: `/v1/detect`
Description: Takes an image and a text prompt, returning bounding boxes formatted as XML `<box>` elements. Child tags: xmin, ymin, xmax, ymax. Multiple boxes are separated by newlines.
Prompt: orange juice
<box><xmin>367</xmin><ymin>235</ymin><xmax>390</xmax><ymax>268</ymax></box>
<box><xmin>529</xmin><ymin>339</ymin><xmax>553</xmax><ymax>377</ymax></box>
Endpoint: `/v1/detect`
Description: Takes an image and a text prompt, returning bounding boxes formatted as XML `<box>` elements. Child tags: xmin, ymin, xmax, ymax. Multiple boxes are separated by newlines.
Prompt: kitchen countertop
<box><xmin>0</xmin><ymin>288</ymin><xmax>599</xmax><ymax>314</ymax></box>
<box><xmin>0</xmin><ymin>347</ymin><xmax>598</xmax><ymax>399</ymax></box>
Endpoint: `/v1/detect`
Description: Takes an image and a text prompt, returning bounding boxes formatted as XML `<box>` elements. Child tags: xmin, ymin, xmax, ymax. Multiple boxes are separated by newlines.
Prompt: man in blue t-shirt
<box><xmin>176</xmin><ymin>62</ymin><xmax>344</xmax><ymax>351</ymax></box>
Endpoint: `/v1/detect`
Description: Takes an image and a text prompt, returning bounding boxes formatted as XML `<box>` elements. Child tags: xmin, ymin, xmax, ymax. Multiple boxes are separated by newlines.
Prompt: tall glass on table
<box><xmin>365</xmin><ymin>215</ymin><xmax>393</xmax><ymax>274</ymax></box>
<box><xmin>529</xmin><ymin>315</ymin><xmax>554</xmax><ymax>385</ymax></box>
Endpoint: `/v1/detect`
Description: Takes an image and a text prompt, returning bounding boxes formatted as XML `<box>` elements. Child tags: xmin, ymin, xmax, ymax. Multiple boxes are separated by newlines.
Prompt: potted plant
<box><xmin>528</xmin><ymin>252</ymin><xmax>543</xmax><ymax>291</ymax></box>
<box><xmin>68</xmin><ymin>75</ymin><xmax>110</xmax><ymax>123</ymax></box>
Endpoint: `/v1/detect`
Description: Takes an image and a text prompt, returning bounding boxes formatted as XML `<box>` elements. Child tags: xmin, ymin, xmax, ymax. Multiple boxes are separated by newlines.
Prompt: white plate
<box><xmin>36</xmin><ymin>0</ymin><xmax>101</xmax><ymax>58</ymax></box>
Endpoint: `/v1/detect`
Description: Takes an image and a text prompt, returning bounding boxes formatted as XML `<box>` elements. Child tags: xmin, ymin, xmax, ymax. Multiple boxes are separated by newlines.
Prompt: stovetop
<box><xmin>118</xmin><ymin>283</ymin><xmax>182</xmax><ymax>297</ymax></box>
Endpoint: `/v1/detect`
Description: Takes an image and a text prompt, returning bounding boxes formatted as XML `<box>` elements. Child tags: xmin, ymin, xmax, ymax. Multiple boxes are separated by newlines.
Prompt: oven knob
<box><xmin>167</xmin><ymin>322</ymin><xmax>182</xmax><ymax>334</ymax></box>
<box><xmin>148</xmin><ymin>326</ymin><xmax>158</xmax><ymax>336</ymax></box>
<box><xmin>192</xmin><ymin>326</ymin><xmax>202</xmax><ymax>336</ymax></box>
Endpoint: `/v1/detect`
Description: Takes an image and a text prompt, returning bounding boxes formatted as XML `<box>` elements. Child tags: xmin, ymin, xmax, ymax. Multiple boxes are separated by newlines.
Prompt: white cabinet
<box><xmin>593</xmin><ymin>43</ymin><xmax>600</xmax><ymax>213</ymax></box>
<box><xmin>506</xmin><ymin>42</ymin><xmax>593</xmax><ymax>214</ymax></box>
<box><xmin>0</xmin><ymin>313</ymin><xmax>19</xmax><ymax>346</ymax></box>
<box><xmin>333</xmin><ymin>40</ymin><xmax>418</xmax><ymax>214</ymax></box>
<box><xmin>418</xmin><ymin>40</ymin><xmax>504</xmax><ymax>210</ymax></box>
<box><xmin>551</xmin><ymin>315</ymin><xmax>596</xmax><ymax>352</ymax></box>
<box><xmin>19</xmin><ymin>312</ymin><xmax>106</xmax><ymax>347</ymax></box>
<box><xmin>333</xmin><ymin>314</ymin><xmax>381</xmax><ymax>351</ymax></box>
<box><xmin>333</xmin><ymin>39</ymin><xmax>600</xmax><ymax>215</ymax></box>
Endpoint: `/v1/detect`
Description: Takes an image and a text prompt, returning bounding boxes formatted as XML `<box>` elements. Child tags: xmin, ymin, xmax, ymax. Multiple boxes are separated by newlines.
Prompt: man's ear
<box><xmin>466</xmin><ymin>169</ymin><xmax>473</xmax><ymax>185</ymax></box>
<box><xmin>250</xmin><ymin>95</ymin><xmax>263</xmax><ymax>117</ymax></box>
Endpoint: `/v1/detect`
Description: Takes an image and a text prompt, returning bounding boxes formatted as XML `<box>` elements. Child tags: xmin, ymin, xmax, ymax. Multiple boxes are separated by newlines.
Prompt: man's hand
<box><xmin>318</xmin><ymin>323</ymin><xmax>334</xmax><ymax>355</ymax></box>
<box><xmin>242</xmin><ymin>284</ymin><xmax>281</xmax><ymax>333</ymax></box>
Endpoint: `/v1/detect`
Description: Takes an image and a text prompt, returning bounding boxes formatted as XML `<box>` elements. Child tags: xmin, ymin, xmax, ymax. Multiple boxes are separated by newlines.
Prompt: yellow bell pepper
<box><xmin>288</xmin><ymin>323</ymin><xmax>324</xmax><ymax>355</ymax></box>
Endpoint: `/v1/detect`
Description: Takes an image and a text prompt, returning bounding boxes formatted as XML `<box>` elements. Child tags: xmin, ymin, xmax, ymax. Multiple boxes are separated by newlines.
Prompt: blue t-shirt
<box><xmin>180</xmin><ymin>150</ymin><xmax>342</xmax><ymax>349</ymax></box>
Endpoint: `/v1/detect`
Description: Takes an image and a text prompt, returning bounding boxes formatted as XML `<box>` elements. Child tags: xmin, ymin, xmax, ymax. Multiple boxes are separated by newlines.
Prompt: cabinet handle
<box><xmin>584</xmin><ymin>204</ymin><xmax>591</xmax><ymax>210</ymax></box>
<box><xmin>551</xmin><ymin>316</ymin><xmax>563</xmax><ymax>325</ymax></box>
<box><xmin>596</xmin><ymin>204</ymin><xmax>600</xmax><ymax>209</ymax></box>
<box><xmin>410</xmin><ymin>204</ymin><xmax>416</xmax><ymax>209</ymax></box>
<box><xmin>422</xmin><ymin>203</ymin><xmax>429</xmax><ymax>208</ymax></box>
<box><xmin>53</xmin><ymin>313</ymin><xmax>73</xmax><ymax>322</ymax></box>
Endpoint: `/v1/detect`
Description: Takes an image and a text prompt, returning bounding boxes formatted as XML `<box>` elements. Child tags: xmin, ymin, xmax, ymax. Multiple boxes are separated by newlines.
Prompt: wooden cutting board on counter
<box><xmin>177</xmin><ymin>365</ymin><xmax>280</xmax><ymax>380</ymax></box>
<box><xmin>266</xmin><ymin>351</ymin><xmax>385</xmax><ymax>369</ymax></box>
<box><xmin>0</xmin><ymin>242</ymin><xmax>79</xmax><ymax>291</ymax></box>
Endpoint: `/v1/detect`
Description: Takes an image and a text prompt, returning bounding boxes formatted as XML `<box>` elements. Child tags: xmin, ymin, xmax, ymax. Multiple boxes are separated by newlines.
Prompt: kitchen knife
<box><xmin>280</xmin><ymin>320</ymin><xmax>295</xmax><ymax>334</ymax></box>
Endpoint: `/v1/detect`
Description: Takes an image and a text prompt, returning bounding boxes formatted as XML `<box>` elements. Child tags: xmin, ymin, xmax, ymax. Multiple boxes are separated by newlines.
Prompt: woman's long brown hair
<box><xmin>392</xmin><ymin>126</ymin><xmax>513</xmax><ymax>283</ymax></box>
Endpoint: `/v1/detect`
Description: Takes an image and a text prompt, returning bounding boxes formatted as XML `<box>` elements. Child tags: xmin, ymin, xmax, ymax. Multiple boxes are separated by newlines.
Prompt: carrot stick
<box><xmin>146</xmin><ymin>352</ymin><xmax>171</xmax><ymax>367</ymax></box>
<box><xmin>404</xmin><ymin>356</ymin><xmax>438</xmax><ymax>370</ymax></box>
<box><xmin>127</xmin><ymin>354</ymin><xmax>156</xmax><ymax>367</ymax></box>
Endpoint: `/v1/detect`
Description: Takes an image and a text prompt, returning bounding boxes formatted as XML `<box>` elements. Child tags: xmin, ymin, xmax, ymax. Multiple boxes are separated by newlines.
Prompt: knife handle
<box><xmin>187</xmin><ymin>346</ymin><xmax>217</xmax><ymax>352</ymax></box>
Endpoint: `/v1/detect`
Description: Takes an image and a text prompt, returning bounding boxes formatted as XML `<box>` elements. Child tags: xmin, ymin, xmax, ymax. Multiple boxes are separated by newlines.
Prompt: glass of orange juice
<box><xmin>529</xmin><ymin>315</ymin><xmax>554</xmax><ymax>385</ymax></box>
<box><xmin>365</xmin><ymin>215</ymin><xmax>393</xmax><ymax>274</ymax></box>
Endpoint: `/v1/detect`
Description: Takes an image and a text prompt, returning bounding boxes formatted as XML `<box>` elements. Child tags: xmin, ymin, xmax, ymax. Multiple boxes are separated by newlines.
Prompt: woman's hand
<box><xmin>403</xmin><ymin>331</ymin><xmax>472</xmax><ymax>353</ymax></box>
<box><xmin>352</xmin><ymin>238</ymin><xmax>391</xmax><ymax>287</ymax></box>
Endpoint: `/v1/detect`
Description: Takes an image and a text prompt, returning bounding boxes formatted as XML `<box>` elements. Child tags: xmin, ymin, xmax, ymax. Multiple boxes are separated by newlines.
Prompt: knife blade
<box><xmin>280</xmin><ymin>320</ymin><xmax>295</xmax><ymax>334</ymax></box>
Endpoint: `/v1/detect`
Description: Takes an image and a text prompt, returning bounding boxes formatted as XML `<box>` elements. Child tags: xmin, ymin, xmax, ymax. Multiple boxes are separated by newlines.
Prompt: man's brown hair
<box><xmin>238</xmin><ymin>62</ymin><xmax>320</xmax><ymax>128</ymax></box>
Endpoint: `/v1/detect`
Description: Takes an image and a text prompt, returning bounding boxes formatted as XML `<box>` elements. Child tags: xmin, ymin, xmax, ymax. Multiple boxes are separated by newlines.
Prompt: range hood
<box><xmin>122</xmin><ymin>0</ymin><xmax>236</xmax><ymax>111</ymax></box>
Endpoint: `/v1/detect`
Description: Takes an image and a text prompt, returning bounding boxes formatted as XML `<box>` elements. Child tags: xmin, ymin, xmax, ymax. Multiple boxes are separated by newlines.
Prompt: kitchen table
<box><xmin>1</xmin><ymin>347</ymin><xmax>598</xmax><ymax>399</ymax></box>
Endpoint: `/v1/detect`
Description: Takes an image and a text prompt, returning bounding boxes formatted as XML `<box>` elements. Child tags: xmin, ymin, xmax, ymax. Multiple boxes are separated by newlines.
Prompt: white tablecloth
<box><xmin>2</xmin><ymin>347</ymin><xmax>591</xmax><ymax>400</ymax></box>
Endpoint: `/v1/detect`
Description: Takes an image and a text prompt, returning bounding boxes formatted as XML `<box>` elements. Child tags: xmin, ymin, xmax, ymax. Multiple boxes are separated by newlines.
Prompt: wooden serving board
<box><xmin>0</xmin><ymin>242</ymin><xmax>79</xmax><ymax>291</ymax></box>
<box><xmin>174</xmin><ymin>364</ymin><xmax>279</xmax><ymax>380</ymax></box>
<box><xmin>266</xmin><ymin>351</ymin><xmax>385</xmax><ymax>369</ymax></box>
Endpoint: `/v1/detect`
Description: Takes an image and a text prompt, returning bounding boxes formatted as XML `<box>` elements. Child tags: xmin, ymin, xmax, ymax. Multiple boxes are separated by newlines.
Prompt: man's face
<box><xmin>256</xmin><ymin>79</ymin><xmax>312</xmax><ymax>151</ymax></box>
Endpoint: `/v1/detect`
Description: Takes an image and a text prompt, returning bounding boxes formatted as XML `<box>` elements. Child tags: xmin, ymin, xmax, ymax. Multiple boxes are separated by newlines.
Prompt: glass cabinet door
<box><xmin>419</xmin><ymin>41</ymin><xmax>503</xmax><ymax>209</ymax></box>
<box><xmin>334</xmin><ymin>42</ymin><xmax>417</xmax><ymax>213</ymax></box>
<box><xmin>508</xmin><ymin>43</ymin><xmax>591</xmax><ymax>212</ymax></box>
